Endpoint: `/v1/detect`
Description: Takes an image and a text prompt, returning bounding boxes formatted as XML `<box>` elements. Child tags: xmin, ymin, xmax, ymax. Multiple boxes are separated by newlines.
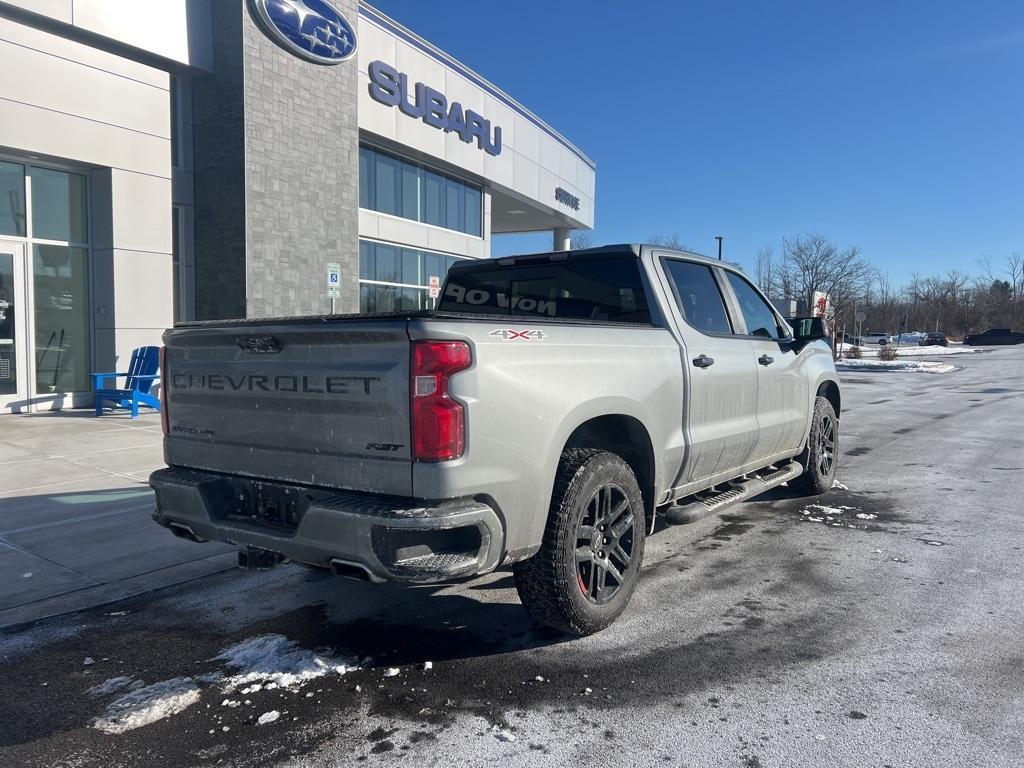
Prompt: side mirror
<box><xmin>787</xmin><ymin>316</ymin><xmax>828</xmax><ymax>342</ymax></box>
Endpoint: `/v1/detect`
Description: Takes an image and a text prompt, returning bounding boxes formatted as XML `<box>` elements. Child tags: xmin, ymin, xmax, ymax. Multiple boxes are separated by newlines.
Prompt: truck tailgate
<box><xmin>162</xmin><ymin>319</ymin><xmax>413</xmax><ymax>495</ymax></box>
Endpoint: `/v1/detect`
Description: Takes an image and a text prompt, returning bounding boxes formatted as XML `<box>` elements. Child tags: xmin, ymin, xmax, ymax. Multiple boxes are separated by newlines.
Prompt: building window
<box><xmin>170</xmin><ymin>75</ymin><xmax>180</xmax><ymax>168</ymax></box>
<box><xmin>33</xmin><ymin>244</ymin><xmax>90</xmax><ymax>394</ymax></box>
<box><xmin>358</xmin><ymin>145</ymin><xmax>483</xmax><ymax>237</ymax></box>
<box><xmin>30</xmin><ymin>167</ymin><xmax>88</xmax><ymax>242</ymax></box>
<box><xmin>170</xmin><ymin>76</ymin><xmax>192</xmax><ymax>170</ymax></box>
<box><xmin>29</xmin><ymin>166</ymin><xmax>90</xmax><ymax>394</ymax></box>
<box><xmin>0</xmin><ymin>162</ymin><xmax>92</xmax><ymax>394</ymax></box>
<box><xmin>171</xmin><ymin>205</ymin><xmax>194</xmax><ymax>323</ymax></box>
<box><xmin>358</xmin><ymin>239</ymin><xmax>467</xmax><ymax>313</ymax></box>
<box><xmin>0</xmin><ymin>161</ymin><xmax>26</xmax><ymax>236</ymax></box>
<box><xmin>172</xmin><ymin>207</ymin><xmax>180</xmax><ymax>323</ymax></box>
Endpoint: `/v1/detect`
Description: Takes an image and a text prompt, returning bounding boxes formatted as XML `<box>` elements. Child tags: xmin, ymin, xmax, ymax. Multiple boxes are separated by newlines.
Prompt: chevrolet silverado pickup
<box><xmin>151</xmin><ymin>244</ymin><xmax>841</xmax><ymax>635</ymax></box>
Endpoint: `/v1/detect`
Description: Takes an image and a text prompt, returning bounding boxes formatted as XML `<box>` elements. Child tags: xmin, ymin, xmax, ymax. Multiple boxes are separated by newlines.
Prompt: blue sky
<box><xmin>370</xmin><ymin>1</ymin><xmax>1023</xmax><ymax>286</ymax></box>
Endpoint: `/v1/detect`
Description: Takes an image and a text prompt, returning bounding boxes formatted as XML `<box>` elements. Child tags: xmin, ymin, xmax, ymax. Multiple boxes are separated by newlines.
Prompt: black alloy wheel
<box><xmin>817</xmin><ymin>412</ymin><xmax>836</xmax><ymax>478</ymax></box>
<box><xmin>575</xmin><ymin>483</ymin><xmax>636</xmax><ymax>605</ymax></box>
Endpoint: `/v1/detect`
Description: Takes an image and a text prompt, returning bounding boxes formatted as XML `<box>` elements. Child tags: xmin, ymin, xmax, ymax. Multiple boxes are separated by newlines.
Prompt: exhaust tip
<box><xmin>167</xmin><ymin>522</ymin><xmax>207</xmax><ymax>543</ymax></box>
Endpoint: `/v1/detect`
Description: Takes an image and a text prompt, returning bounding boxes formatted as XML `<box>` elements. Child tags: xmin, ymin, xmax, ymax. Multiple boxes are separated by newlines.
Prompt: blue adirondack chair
<box><xmin>93</xmin><ymin>346</ymin><xmax>161</xmax><ymax>418</ymax></box>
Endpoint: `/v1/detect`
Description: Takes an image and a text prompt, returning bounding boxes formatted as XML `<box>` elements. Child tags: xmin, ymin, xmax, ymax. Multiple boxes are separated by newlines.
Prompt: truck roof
<box><xmin>461</xmin><ymin>244</ymin><xmax>738</xmax><ymax>272</ymax></box>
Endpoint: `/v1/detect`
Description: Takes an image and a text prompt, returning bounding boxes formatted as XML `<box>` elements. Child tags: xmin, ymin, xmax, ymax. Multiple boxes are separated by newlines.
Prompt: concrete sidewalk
<box><xmin>0</xmin><ymin>410</ymin><xmax>234</xmax><ymax>627</ymax></box>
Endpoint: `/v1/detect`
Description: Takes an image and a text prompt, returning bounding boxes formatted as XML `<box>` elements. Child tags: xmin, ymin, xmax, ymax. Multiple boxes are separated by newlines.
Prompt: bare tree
<box><xmin>647</xmin><ymin>233</ymin><xmax>689</xmax><ymax>250</ymax></box>
<box><xmin>973</xmin><ymin>253</ymin><xmax>1024</xmax><ymax>329</ymax></box>
<box><xmin>570</xmin><ymin>230</ymin><xmax>593</xmax><ymax>250</ymax></box>
<box><xmin>755</xmin><ymin>246</ymin><xmax>775</xmax><ymax>296</ymax></box>
<box><xmin>770</xmin><ymin>233</ymin><xmax>874</xmax><ymax>331</ymax></box>
<box><xmin>977</xmin><ymin>255</ymin><xmax>997</xmax><ymax>283</ymax></box>
<box><xmin>1008</xmin><ymin>252</ymin><xmax>1024</xmax><ymax>301</ymax></box>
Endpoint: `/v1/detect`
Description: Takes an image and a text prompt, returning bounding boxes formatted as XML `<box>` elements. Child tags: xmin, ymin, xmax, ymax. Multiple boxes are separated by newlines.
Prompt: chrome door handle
<box><xmin>758</xmin><ymin>354</ymin><xmax>775</xmax><ymax>366</ymax></box>
<box><xmin>692</xmin><ymin>354</ymin><xmax>715</xmax><ymax>368</ymax></box>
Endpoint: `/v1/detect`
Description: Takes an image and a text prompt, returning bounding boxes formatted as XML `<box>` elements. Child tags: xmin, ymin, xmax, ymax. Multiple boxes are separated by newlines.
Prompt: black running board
<box><xmin>663</xmin><ymin>461</ymin><xmax>803</xmax><ymax>525</ymax></box>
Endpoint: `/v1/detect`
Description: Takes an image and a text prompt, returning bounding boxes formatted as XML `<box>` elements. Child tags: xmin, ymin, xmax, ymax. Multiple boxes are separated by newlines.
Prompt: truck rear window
<box><xmin>437</xmin><ymin>255</ymin><xmax>651</xmax><ymax>323</ymax></box>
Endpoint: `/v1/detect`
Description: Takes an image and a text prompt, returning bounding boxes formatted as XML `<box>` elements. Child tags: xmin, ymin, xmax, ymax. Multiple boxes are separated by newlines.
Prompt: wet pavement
<box><xmin>2</xmin><ymin>347</ymin><xmax>1023</xmax><ymax>767</ymax></box>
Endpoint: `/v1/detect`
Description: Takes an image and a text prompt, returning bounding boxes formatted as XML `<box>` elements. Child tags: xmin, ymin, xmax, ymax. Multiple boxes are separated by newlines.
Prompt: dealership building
<box><xmin>0</xmin><ymin>0</ymin><xmax>595</xmax><ymax>414</ymax></box>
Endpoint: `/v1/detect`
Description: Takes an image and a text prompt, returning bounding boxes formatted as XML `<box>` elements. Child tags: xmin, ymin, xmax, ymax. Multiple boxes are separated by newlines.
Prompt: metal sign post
<box><xmin>327</xmin><ymin>262</ymin><xmax>341</xmax><ymax>314</ymax></box>
<box><xmin>428</xmin><ymin>275</ymin><xmax>441</xmax><ymax>308</ymax></box>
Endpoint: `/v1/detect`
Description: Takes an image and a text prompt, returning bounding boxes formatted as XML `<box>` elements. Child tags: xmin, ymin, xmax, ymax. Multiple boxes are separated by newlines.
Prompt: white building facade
<box><xmin>0</xmin><ymin>0</ymin><xmax>595</xmax><ymax>414</ymax></box>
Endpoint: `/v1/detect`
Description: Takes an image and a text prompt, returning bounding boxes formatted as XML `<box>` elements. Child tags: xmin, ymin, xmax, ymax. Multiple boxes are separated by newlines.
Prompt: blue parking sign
<box><xmin>327</xmin><ymin>262</ymin><xmax>341</xmax><ymax>288</ymax></box>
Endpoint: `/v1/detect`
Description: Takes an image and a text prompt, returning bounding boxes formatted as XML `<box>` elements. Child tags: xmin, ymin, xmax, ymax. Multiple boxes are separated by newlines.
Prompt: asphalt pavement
<box><xmin>1</xmin><ymin>347</ymin><xmax>1022</xmax><ymax>768</ymax></box>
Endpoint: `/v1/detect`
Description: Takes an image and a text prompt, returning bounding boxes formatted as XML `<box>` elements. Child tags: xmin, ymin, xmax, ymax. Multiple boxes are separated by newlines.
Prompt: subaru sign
<box><xmin>252</xmin><ymin>0</ymin><xmax>357</xmax><ymax>65</ymax></box>
<box><xmin>368</xmin><ymin>60</ymin><xmax>502</xmax><ymax>156</ymax></box>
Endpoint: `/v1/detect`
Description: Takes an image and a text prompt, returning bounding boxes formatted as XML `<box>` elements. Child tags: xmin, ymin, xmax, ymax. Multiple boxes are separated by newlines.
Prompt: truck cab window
<box><xmin>724</xmin><ymin>271</ymin><xmax>787</xmax><ymax>339</ymax></box>
<box><xmin>662</xmin><ymin>260</ymin><xmax>732</xmax><ymax>335</ymax></box>
<box><xmin>438</xmin><ymin>255</ymin><xmax>651</xmax><ymax>323</ymax></box>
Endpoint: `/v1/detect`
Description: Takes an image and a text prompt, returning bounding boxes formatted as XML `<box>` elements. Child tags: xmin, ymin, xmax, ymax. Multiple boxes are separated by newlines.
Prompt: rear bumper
<box><xmin>149</xmin><ymin>467</ymin><xmax>504</xmax><ymax>583</ymax></box>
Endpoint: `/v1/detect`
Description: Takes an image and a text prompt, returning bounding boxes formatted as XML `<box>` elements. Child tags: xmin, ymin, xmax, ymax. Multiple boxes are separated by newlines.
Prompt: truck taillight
<box><xmin>411</xmin><ymin>340</ymin><xmax>471</xmax><ymax>462</ymax></box>
<box><xmin>160</xmin><ymin>346</ymin><xmax>169</xmax><ymax>435</ymax></box>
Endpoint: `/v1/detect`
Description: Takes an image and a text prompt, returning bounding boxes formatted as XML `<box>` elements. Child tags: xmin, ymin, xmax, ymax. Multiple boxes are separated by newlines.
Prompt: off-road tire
<box><xmin>790</xmin><ymin>396</ymin><xmax>839</xmax><ymax>496</ymax></box>
<box><xmin>513</xmin><ymin>449</ymin><xmax>646</xmax><ymax>636</ymax></box>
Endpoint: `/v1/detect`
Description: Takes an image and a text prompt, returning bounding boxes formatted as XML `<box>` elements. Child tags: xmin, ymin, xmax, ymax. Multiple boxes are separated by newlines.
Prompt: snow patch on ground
<box><xmin>87</xmin><ymin>676</ymin><xmax>143</xmax><ymax>697</ymax></box>
<box><xmin>491</xmin><ymin>725</ymin><xmax>516</xmax><ymax>742</ymax></box>
<box><xmin>799</xmin><ymin>503</ymin><xmax>873</xmax><ymax>529</ymax></box>
<box><xmin>92</xmin><ymin>675</ymin><xmax>218</xmax><ymax>734</ymax></box>
<box><xmin>836</xmin><ymin>358</ymin><xmax>956</xmax><ymax>374</ymax></box>
<box><xmin>839</xmin><ymin>344</ymin><xmax>981</xmax><ymax>358</ymax></box>
<box><xmin>216</xmin><ymin>634</ymin><xmax>356</xmax><ymax>692</ymax></box>
<box><xmin>89</xmin><ymin>633</ymin><xmax>356</xmax><ymax>735</ymax></box>
<box><xmin>257</xmin><ymin>710</ymin><xmax>280</xmax><ymax>725</ymax></box>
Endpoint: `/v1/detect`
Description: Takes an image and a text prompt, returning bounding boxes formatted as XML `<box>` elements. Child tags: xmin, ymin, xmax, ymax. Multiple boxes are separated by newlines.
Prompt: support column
<box><xmin>193</xmin><ymin>0</ymin><xmax>359</xmax><ymax>319</ymax></box>
<box><xmin>553</xmin><ymin>227</ymin><xmax>571</xmax><ymax>251</ymax></box>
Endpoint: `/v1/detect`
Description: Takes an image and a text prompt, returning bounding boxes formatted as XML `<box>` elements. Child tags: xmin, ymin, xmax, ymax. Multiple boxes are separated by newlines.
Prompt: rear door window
<box><xmin>437</xmin><ymin>255</ymin><xmax>651</xmax><ymax>323</ymax></box>
<box><xmin>662</xmin><ymin>260</ymin><xmax>732</xmax><ymax>335</ymax></box>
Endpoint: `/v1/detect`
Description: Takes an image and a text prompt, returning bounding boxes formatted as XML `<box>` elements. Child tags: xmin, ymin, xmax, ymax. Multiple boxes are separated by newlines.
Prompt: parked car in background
<box><xmin>920</xmin><ymin>332</ymin><xmax>948</xmax><ymax>347</ymax></box>
<box><xmin>893</xmin><ymin>331</ymin><xmax>926</xmax><ymax>345</ymax></box>
<box><xmin>963</xmin><ymin>328</ymin><xmax>1024</xmax><ymax>346</ymax></box>
<box><xmin>862</xmin><ymin>333</ymin><xmax>891</xmax><ymax>345</ymax></box>
<box><xmin>837</xmin><ymin>332</ymin><xmax>863</xmax><ymax>346</ymax></box>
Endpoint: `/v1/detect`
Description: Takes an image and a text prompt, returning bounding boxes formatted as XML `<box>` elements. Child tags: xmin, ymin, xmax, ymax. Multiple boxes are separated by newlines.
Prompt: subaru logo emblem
<box><xmin>252</xmin><ymin>0</ymin><xmax>357</xmax><ymax>65</ymax></box>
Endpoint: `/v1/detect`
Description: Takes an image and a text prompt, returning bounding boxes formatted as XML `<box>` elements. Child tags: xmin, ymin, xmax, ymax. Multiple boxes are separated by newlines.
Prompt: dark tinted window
<box><xmin>358</xmin><ymin>145</ymin><xmax>482</xmax><ymax>236</ymax></box>
<box><xmin>663</xmin><ymin>260</ymin><xmax>732</xmax><ymax>334</ymax></box>
<box><xmin>725</xmin><ymin>271</ymin><xmax>786</xmax><ymax>338</ymax></box>
<box><xmin>437</xmin><ymin>255</ymin><xmax>651</xmax><ymax>323</ymax></box>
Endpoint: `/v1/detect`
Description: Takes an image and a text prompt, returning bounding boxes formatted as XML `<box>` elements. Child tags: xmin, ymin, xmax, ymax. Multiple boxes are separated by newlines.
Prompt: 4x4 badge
<box><xmin>489</xmin><ymin>329</ymin><xmax>547</xmax><ymax>341</ymax></box>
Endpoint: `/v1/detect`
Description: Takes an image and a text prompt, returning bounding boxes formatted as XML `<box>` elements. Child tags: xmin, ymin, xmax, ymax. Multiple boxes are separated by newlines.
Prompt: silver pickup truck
<box><xmin>151</xmin><ymin>245</ymin><xmax>840</xmax><ymax>635</ymax></box>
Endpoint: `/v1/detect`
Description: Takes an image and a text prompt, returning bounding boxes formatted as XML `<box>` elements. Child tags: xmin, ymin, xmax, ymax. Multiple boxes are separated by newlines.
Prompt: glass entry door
<box><xmin>0</xmin><ymin>242</ymin><xmax>28</xmax><ymax>412</ymax></box>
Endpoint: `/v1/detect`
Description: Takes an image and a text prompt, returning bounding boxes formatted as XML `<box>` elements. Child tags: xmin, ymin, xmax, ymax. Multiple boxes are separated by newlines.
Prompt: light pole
<box><xmin>715</xmin><ymin>235</ymin><xmax>723</xmax><ymax>261</ymax></box>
